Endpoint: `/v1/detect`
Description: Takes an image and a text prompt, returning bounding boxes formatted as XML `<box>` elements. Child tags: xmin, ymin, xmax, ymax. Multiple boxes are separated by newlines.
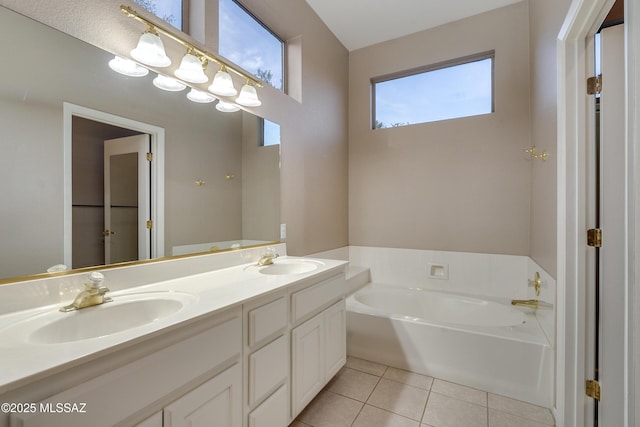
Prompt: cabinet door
<box><xmin>324</xmin><ymin>300</ymin><xmax>346</xmax><ymax>379</ymax></box>
<box><xmin>291</xmin><ymin>313</ymin><xmax>324</xmax><ymax>417</ymax></box>
<box><xmin>135</xmin><ymin>412</ymin><xmax>162</xmax><ymax>427</ymax></box>
<box><xmin>164</xmin><ymin>363</ymin><xmax>241</xmax><ymax>427</ymax></box>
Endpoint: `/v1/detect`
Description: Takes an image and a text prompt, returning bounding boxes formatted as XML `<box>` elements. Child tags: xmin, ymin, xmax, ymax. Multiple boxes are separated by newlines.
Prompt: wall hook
<box><xmin>195</xmin><ymin>180</ymin><xmax>205</xmax><ymax>186</ymax></box>
<box><xmin>524</xmin><ymin>146</ymin><xmax>548</xmax><ymax>161</ymax></box>
<box><xmin>226</xmin><ymin>173</ymin><xmax>235</xmax><ymax>180</ymax></box>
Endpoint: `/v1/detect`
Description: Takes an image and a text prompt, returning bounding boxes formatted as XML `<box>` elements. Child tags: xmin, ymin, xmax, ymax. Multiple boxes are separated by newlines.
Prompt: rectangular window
<box><xmin>132</xmin><ymin>0</ymin><xmax>185</xmax><ymax>31</ymax></box>
<box><xmin>259</xmin><ymin>118</ymin><xmax>281</xmax><ymax>147</ymax></box>
<box><xmin>372</xmin><ymin>52</ymin><xmax>494</xmax><ymax>129</ymax></box>
<box><xmin>219</xmin><ymin>0</ymin><xmax>285</xmax><ymax>91</ymax></box>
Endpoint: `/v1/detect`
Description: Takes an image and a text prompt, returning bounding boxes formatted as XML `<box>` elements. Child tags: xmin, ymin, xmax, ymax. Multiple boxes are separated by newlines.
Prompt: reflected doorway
<box><xmin>63</xmin><ymin>103</ymin><xmax>165</xmax><ymax>269</ymax></box>
<box><xmin>72</xmin><ymin>118</ymin><xmax>146</xmax><ymax>268</ymax></box>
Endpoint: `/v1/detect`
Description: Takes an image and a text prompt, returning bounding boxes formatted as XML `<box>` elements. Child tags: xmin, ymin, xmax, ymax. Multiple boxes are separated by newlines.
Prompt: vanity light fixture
<box><xmin>108</xmin><ymin>55</ymin><xmax>149</xmax><ymax>77</ymax></box>
<box><xmin>175</xmin><ymin>49</ymin><xmax>208</xmax><ymax>84</ymax></box>
<box><xmin>187</xmin><ymin>88</ymin><xmax>217</xmax><ymax>103</ymax></box>
<box><xmin>209</xmin><ymin>65</ymin><xmax>237</xmax><ymax>97</ymax></box>
<box><xmin>236</xmin><ymin>80</ymin><xmax>262</xmax><ymax>107</ymax></box>
<box><xmin>130</xmin><ymin>27</ymin><xmax>171</xmax><ymax>67</ymax></box>
<box><xmin>120</xmin><ymin>5</ymin><xmax>262</xmax><ymax>109</ymax></box>
<box><xmin>153</xmin><ymin>74</ymin><xmax>187</xmax><ymax>91</ymax></box>
<box><xmin>216</xmin><ymin>100</ymin><xmax>241</xmax><ymax>113</ymax></box>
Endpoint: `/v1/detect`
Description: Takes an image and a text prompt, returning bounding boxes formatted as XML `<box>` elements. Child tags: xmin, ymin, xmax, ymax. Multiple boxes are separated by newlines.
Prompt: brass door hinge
<box><xmin>587</xmin><ymin>228</ymin><xmax>603</xmax><ymax>247</ymax></box>
<box><xmin>586</xmin><ymin>379</ymin><xmax>601</xmax><ymax>400</ymax></box>
<box><xmin>146</xmin><ymin>220</ymin><xmax>153</xmax><ymax>229</ymax></box>
<box><xmin>587</xmin><ymin>74</ymin><xmax>602</xmax><ymax>95</ymax></box>
<box><xmin>146</xmin><ymin>152</ymin><xmax>153</xmax><ymax>161</ymax></box>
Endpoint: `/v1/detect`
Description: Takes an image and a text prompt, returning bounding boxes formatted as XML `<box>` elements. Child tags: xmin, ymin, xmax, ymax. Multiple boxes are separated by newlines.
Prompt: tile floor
<box><xmin>290</xmin><ymin>357</ymin><xmax>555</xmax><ymax>427</ymax></box>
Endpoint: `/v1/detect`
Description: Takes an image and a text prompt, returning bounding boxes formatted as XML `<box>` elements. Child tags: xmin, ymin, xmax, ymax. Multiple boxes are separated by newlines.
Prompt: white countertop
<box><xmin>0</xmin><ymin>256</ymin><xmax>348</xmax><ymax>394</ymax></box>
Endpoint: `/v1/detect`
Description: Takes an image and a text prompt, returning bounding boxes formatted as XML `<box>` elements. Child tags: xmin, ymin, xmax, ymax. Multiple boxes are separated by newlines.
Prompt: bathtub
<box><xmin>346</xmin><ymin>284</ymin><xmax>553</xmax><ymax>407</ymax></box>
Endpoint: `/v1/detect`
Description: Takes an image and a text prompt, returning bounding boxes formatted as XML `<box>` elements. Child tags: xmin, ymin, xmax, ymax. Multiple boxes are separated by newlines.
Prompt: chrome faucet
<box><xmin>257</xmin><ymin>248</ymin><xmax>279</xmax><ymax>266</ymax></box>
<box><xmin>510</xmin><ymin>299</ymin><xmax>552</xmax><ymax>310</ymax></box>
<box><xmin>60</xmin><ymin>271</ymin><xmax>112</xmax><ymax>312</ymax></box>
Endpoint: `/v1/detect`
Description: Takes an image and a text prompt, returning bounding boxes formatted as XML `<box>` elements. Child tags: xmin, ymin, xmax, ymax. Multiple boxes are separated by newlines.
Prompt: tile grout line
<box><xmin>349</xmin><ymin>364</ymin><xmax>387</xmax><ymax>427</ymax></box>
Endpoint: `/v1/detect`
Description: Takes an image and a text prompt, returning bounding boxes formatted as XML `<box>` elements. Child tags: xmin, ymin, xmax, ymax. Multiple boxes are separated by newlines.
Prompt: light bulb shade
<box><xmin>235</xmin><ymin>84</ymin><xmax>262</xmax><ymax>107</ymax></box>
<box><xmin>208</xmin><ymin>69</ymin><xmax>237</xmax><ymax>96</ymax></box>
<box><xmin>216</xmin><ymin>100</ymin><xmax>240</xmax><ymax>113</ymax></box>
<box><xmin>187</xmin><ymin>88</ymin><xmax>217</xmax><ymax>103</ymax></box>
<box><xmin>153</xmin><ymin>74</ymin><xmax>186</xmax><ymax>91</ymax></box>
<box><xmin>175</xmin><ymin>53</ymin><xmax>208</xmax><ymax>83</ymax></box>
<box><xmin>108</xmin><ymin>56</ymin><xmax>149</xmax><ymax>77</ymax></box>
<box><xmin>131</xmin><ymin>32</ymin><xmax>171</xmax><ymax>67</ymax></box>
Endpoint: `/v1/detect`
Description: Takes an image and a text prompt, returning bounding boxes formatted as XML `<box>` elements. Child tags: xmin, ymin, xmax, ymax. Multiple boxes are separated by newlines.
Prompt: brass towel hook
<box><xmin>524</xmin><ymin>146</ymin><xmax>548</xmax><ymax>161</ymax></box>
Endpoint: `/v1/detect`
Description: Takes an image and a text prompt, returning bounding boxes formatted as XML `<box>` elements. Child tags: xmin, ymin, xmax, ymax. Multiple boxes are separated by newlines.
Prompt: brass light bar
<box><xmin>120</xmin><ymin>5</ymin><xmax>263</xmax><ymax>88</ymax></box>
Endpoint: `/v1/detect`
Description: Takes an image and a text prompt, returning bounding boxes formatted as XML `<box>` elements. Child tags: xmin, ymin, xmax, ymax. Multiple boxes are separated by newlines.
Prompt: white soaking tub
<box><xmin>346</xmin><ymin>284</ymin><xmax>553</xmax><ymax>407</ymax></box>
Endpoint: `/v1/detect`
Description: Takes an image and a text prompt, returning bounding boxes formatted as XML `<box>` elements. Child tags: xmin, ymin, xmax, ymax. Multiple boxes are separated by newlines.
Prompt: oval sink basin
<box><xmin>9</xmin><ymin>292</ymin><xmax>197</xmax><ymax>345</ymax></box>
<box><xmin>258</xmin><ymin>259</ymin><xmax>324</xmax><ymax>275</ymax></box>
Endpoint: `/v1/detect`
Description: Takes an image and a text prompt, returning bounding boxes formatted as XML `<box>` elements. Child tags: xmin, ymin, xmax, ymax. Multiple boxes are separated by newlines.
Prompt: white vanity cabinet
<box><xmin>9</xmin><ymin>308</ymin><xmax>242</xmax><ymax>427</ymax></box>
<box><xmin>290</xmin><ymin>275</ymin><xmax>347</xmax><ymax>418</ymax></box>
<box><xmin>4</xmin><ymin>261</ymin><xmax>348</xmax><ymax>427</ymax></box>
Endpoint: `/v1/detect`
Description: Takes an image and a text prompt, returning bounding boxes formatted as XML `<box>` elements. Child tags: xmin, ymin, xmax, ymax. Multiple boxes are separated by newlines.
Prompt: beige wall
<box><xmin>241</xmin><ymin>115</ymin><xmax>280</xmax><ymax>242</ymax></box>
<box><xmin>349</xmin><ymin>2</ymin><xmax>532</xmax><ymax>256</ymax></box>
<box><xmin>528</xmin><ymin>0</ymin><xmax>572</xmax><ymax>277</ymax></box>
<box><xmin>0</xmin><ymin>0</ymin><xmax>349</xmax><ymax>260</ymax></box>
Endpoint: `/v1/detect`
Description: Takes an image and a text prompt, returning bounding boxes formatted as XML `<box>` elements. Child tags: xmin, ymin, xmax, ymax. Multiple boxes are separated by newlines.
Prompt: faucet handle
<box><xmin>87</xmin><ymin>271</ymin><xmax>105</xmax><ymax>289</ymax></box>
<box><xmin>528</xmin><ymin>272</ymin><xmax>541</xmax><ymax>296</ymax></box>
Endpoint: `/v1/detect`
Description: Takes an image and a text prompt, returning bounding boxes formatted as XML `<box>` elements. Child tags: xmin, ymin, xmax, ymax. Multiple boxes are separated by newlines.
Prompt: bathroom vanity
<box><xmin>0</xmin><ymin>245</ymin><xmax>347</xmax><ymax>427</ymax></box>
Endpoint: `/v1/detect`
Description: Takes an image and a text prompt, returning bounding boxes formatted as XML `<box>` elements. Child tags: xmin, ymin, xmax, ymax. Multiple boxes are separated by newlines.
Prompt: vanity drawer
<box><xmin>291</xmin><ymin>274</ymin><xmax>345</xmax><ymax>324</ymax></box>
<box><xmin>248</xmin><ymin>296</ymin><xmax>287</xmax><ymax>347</ymax></box>
<box><xmin>248</xmin><ymin>335</ymin><xmax>288</xmax><ymax>406</ymax></box>
<box><xmin>248</xmin><ymin>385</ymin><xmax>288</xmax><ymax>427</ymax></box>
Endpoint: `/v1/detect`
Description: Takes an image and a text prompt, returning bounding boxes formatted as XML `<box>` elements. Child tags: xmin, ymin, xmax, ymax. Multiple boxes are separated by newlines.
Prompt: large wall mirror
<box><xmin>0</xmin><ymin>5</ymin><xmax>281</xmax><ymax>282</ymax></box>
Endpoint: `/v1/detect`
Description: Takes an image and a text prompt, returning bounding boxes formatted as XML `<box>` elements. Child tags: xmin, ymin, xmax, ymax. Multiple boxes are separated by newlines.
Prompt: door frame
<box><xmin>557</xmin><ymin>0</ymin><xmax>639</xmax><ymax>425</ymax></box>
<box><xmin>63</xmin><ymin>102</ymin><xmax>165</xmax><ymax>266</ymax></box>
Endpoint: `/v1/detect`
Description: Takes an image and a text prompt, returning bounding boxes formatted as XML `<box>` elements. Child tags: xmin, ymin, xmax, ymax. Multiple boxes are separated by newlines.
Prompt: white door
<box><xmin>103</xmin><ymin>134</ymin><xmax>151</xmax><ymax>264</ymax></box>
<box><xmin>597</xmin><ymin>23</ymin><xmax>625</xmax><ymax>427</ymax></box>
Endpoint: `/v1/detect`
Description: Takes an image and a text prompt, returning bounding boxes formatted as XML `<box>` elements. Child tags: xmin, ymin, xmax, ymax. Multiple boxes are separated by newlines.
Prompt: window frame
<box><xmin>221</xmin><ymin>0</ymin><xmax>287</xmax><ymax>92</ymax></box>
<box><xmin>371</xmin><ymin>50</ymin><xmax>495</xmax><ymax>129</ymax></box>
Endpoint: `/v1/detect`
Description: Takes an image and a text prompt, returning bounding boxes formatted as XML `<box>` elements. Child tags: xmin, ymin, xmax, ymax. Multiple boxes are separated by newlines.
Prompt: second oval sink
<box><xmin>258</xmin><ymin>259</ymin><xmax>324</xmax><ymax>275</ymax></box>
<box><xmin>16</xmin><ymin>292</ymin><xmax>197</xmax><ymax>345</ymax></box>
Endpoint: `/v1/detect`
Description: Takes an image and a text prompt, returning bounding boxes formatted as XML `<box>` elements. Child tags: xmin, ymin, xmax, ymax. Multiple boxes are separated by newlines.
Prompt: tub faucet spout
<box><xmin>510</xmin><ymin>299</ymin><xmax>552</xmax><ymax>310</ymax></box>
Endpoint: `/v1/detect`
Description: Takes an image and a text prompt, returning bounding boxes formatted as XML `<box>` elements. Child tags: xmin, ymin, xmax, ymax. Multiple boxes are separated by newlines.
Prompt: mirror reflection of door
<box><xmin>103</xmin><ymin>135</ymin><xmax>151</xmax><ymax>264</ymax></box>
<box><xmin>71</xmin><ymin>116</ymin><xmax>149</xmax><ymax>269</ymax></box>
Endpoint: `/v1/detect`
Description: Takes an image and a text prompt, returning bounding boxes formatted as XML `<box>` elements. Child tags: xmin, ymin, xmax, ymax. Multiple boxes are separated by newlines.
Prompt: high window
<box><xmin>219</xmin><ymin>0</ymin><xmax>285</xmax><ymax>91</ymax></box>
<box><xmin>372</xmin><ymin>52</ymin><xmax>494</xmax><ymax>129</ymax></box>
<box><xmin>132</xmin><ymin>0</ymin><xmax>185</xmax><ymax>31</ymax></box>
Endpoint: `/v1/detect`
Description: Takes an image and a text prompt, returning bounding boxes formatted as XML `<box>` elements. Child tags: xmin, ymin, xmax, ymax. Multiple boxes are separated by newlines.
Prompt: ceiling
<box><xmin>304</xmin><ymin>0</ymin><xmax>524</xmax><ymax>51</ymax></box>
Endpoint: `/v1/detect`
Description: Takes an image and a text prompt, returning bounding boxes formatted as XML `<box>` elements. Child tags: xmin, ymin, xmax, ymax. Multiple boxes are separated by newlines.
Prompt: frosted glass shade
<box><xmin>153</xmin><ymin>74</ymin><xmax>186</xmax><ymax>91</ymax></box>
<box><xmin>108</xmin><ymin>56</ymin><xmax>149</xmax><ymax>77</ymax></box>
<box><xmin>187</xmin><ymin>88</ymin><xmax>217</xmax><ymax>103</ymax></box>
<box><xmin>175</xmin><ymin>53</ymin><xmax>208</xmax><ymax>83</ymax></box>
<box><xmin>131</xmin><ymin>32</ymin><xmax>171</xmax><ymax>67</ymax></box>
<box><xmin>235</xmin><ymin>84</ymin><xmax>261</xmax><ymax>107</ymax></box>
<box><xmin>216</xmin><ymin>100</ymin><xmax>240</xmax><ymax>112</ymax></box>
<box><xmin>208</xmin><ymin>69</ymin><xmax>237</xmax><ymax>96</ymax></box>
